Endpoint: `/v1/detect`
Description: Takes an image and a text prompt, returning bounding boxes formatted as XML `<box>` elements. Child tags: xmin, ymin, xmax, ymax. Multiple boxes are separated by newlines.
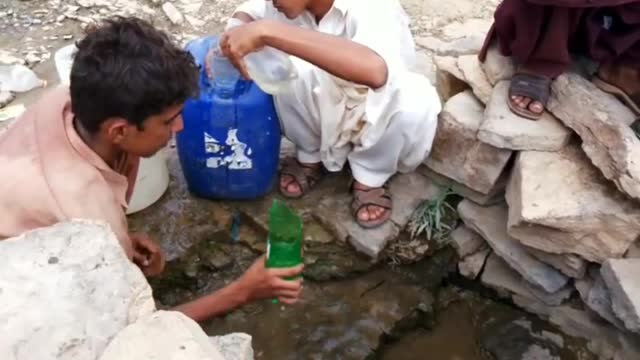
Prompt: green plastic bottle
<box><xmin>266</xmin><ymin>199</ymin><xmax>303</xmax><ymax>283</ymax></box>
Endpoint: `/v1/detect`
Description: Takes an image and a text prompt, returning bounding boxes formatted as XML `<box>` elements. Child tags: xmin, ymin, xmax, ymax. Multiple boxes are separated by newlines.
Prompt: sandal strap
<box><xmin>280</xmin><ymin>157</ymin><xmax>321</xmax><ymax>194</ymax></box>
<box><xmin>351</xmin><ymin>186</ymin><xmax>393</xmax><ymax>215</ymax></box>
<box><xmin>509</xmin><ymin>73</ymin><xmax>551</xmax><ymax>105</ymax></box>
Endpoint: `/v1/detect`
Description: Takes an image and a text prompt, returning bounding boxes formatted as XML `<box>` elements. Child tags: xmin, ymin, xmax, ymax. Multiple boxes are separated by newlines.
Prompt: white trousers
<box><xmin>274</xmin><ymin>61</ymin><xmax>440</xmax><ymax>188</ymax></box>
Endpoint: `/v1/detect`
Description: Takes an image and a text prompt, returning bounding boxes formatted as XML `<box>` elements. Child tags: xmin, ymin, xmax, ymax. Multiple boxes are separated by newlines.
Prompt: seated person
<box><xmin>0</xmin><ymin>16</ymin><xmax>303</xmax><ymax>322</ymax></box>
<box><xmin>479</xmin><ymin>0</ymin><xmax>640</xmax><ymax>120</ymax></box>
<box><xmin>216</xmin><ymin>0</ymin><xmax>441</xmax><ymax>229</ymax></box>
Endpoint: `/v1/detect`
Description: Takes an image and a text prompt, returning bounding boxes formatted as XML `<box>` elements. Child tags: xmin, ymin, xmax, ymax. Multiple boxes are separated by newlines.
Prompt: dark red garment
<box><xmin>479</xmin><ymin>0</ymin><xmax>640</xmax><ymax>77</ymax></box>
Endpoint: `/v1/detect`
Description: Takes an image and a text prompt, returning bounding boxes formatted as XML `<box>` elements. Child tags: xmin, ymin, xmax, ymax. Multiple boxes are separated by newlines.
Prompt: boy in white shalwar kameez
<box><xmin>217</xmin><ymin>0</ymin><xmax>441</xmax><ymax>228</ymax></box>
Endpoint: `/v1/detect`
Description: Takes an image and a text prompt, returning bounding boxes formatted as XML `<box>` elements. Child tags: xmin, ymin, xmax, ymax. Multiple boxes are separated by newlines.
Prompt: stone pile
<box><xmin>424</xmin><ymin>45</ymin><xmax>640</xmax><ymax>359</ymax></box>
<box><xmin>0</xmin><ymin>220</ymin><xmax>254</xmax><ymax>360</ymax></box>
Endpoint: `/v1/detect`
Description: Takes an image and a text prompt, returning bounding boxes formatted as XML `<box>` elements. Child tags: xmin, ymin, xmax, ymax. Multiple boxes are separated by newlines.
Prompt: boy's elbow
<box><xmin>368</xmin><ymin>58</ymin><xmax>388</xmax><ymax>89</ymax></box>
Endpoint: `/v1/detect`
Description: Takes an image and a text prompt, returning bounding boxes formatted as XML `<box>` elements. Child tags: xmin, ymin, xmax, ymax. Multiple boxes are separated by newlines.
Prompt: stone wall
<box><xmin>425</xmin><ymin>46</ymin><xmax>640</xmax><ymax>359</ymax></box>
<box><xmin>0</xmin><ymin>220</ymin><xmax>253</xmax><ymax>360</ymax></box>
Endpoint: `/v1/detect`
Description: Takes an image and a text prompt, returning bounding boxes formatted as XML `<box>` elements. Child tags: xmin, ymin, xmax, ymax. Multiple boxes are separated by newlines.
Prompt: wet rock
<box><xmin>209</xmin><ymin>333</ymin><xmax>254</xmax><ymax>360</ymax></box>
<box><xmin>458</xmin><ymin>247</ymin><xmax>491</xmax><ymax>280</ymax></box>
<box><xmin>513</xmin><ymin>297</ymin><xmax>640</xmax><ymax>360</ymax></box>
<box><xmin>549</xmin><ymin>73</ymin><xmax>640</xmax><ymax>200</ymax></box>
<box><xmin>459</xmin><ymin>201</ymin><xmax>569</xmax><ymax>293</ymax></box>
<box><xmin>507</xmin><ymin>145</ymin><xmax>640</xmax><ymax>263</ymax></box>
<box><xmin>601</xmin><ymin>259</ymin><xmax>640</xmax><ymax>333</ymax></box>
<box><xmin>457</xmin><ymin>54</ymin><xmax>492</xmax><ymax>104</ymax></box>
<box><xmin>450</xmin><ymin>224</ymin><xmax>486</xmax><ymax>258</ymax></box>
<box><xmin>424</xmin><ymin>91</ymin><xmax>512</xmax><ymax>195</ymax></box>
<box><xmin>575</xmin><ymin>270</ymin><xmax>626</xmax><ymax>330</ymax></box>
<box><xmin>481</xmin><ymin>254</ymin><xmax>573</xmax><ymax>306</ymax></box>
<box><xmin>100</xmin><ymin>311</ymin><xmax>226</xmax><ymax>360</ymax></box>
<box><xmin>0</xmin><ymin>220</ymin><xmax>155</xmax><ymax>359</ymax></box>
<box><xmin>481</xmin><ymin>45</ymin><xmax>515</xmax><ymax>85</ymax></box>
<box><xmin>314</xmin><ymin>172</ymin><xmax>439</xmax><ymax>259</ymax></box>
<box><xmin>525</xmin><ymin>246</ymin><xmax>587</xmax><ymax>279</ymax></box>
<box><xmin>163</xmin><ymin>2</ymin><xmax>184</xmax><ymax>25</ymax></box>
<box><xmin>419</xmin><ymin>165</ymin><xmax>506</xmax><ymax>206</ymax></box>
<box><xmin>434</xmin><ymin>55</ymin><xmax>468</xmax><ymax>102</ymax></box>
<box><xmin>205</xmin><ymin>268</ymin><xmax>436</xmax><ymax>359</ymax></box>
<box><xmin>479</xmin><ymin>81</ymin><xmax>571</xmax><ymax>151</ymax></box>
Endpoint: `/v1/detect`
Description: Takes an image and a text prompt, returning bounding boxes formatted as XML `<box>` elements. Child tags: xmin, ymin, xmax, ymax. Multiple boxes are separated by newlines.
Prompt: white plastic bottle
<box><xmin>225</xmin><ymin>18</ymin><xmax>298</xmax><ymax>95</ymax></box>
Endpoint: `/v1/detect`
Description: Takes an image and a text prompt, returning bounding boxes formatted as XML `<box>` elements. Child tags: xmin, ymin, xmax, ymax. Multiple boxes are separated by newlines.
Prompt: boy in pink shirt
<box><xmin>0</xmin><ymin>17</ymin><xmax>302</xmax><ymax>322</ymax></box>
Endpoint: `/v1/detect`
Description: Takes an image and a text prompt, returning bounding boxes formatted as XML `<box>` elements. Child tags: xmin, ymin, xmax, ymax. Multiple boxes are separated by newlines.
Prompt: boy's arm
<box><xmin>222</xmin><ymin>20</ymin><xmax>388</xmax><ymax>89</ymax></box>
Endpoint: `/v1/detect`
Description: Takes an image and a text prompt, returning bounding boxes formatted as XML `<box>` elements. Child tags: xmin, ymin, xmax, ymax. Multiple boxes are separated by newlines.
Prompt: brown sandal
<box><xmin>592</xmin><ymin>75</ymin><xmax>640</xmax><ymax>116</ymax></box>
<box><xmin>508</xmin><ymin>72</ymin><xmax>552</xmax><ymax>120</ymax></box>
<box><xmin>279</xmin><ymin>157</ymin><xmax>323</xmax><ymax>199</ymax></box>
<box><xmin>351</xmin><ymin>183</ymin><xmax>393</xmax><ymax>229</ymax></box>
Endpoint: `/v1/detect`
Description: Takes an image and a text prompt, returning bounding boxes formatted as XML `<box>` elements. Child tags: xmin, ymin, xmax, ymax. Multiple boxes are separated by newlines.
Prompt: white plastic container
<box><xmin>54</xmin><ymin>43</ymin><xmax>171</xmax><ymax>214</ymax></box>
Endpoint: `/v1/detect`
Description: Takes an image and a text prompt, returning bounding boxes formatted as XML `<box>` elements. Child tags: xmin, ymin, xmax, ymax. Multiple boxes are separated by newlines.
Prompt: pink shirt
<box><xmin>0</xmin><ymin>87</ymin><xmax>138</xmax><ymax>258</ymax></box>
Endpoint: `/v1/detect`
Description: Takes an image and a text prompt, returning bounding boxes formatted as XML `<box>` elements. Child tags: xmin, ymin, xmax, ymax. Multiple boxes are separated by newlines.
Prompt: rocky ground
<box><xmin>3</xmin><ymin>0</ymin><xmax>640</xmax><ymax>359</ymax></box>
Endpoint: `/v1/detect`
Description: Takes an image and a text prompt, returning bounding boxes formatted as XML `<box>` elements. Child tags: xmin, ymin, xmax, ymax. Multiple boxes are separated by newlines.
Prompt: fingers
<box><xmin>270</xmin><ymin>264</ymin><xmax>304</xmax><ymax>278</ymax></box>
<box><xmin>132</xmin><ymin>250</ymin><xmax>150</xmax><ymax>267</ymax></box>
<box><xmin>271</xmin><ymin>277</ymin><xmax>303</xmax><ymax>292</ymax></box>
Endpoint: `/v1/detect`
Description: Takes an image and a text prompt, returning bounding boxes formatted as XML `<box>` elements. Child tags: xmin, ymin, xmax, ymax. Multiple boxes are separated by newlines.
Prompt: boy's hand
<box><xmin>236</xmin><ymin>255</ymin><xmax>304</xmax><ymax>305</ymax></box>
<box><xmin>130</xmin><ymin>233</ymin><xmax>166</xmax><ymax>277</ymax></box>
<box><xmin>220</xmin><ymin>20</ymin><xmax>271</xmax><ymax>79</ymax></box>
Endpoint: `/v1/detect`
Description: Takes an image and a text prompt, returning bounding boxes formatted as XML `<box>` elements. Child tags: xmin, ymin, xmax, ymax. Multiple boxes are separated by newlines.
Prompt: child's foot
<box><xmin>351</xmin><ymin>181</ymin><xmax>392</xmax><ymax>229</ymax></box>
<box><xmin>279</xmin><ymin>157</ymin><xmax>323</xmax><ymax>198</ymax></box>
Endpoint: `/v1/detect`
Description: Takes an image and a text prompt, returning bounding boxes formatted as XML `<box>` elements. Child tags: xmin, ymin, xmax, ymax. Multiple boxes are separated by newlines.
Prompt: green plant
<box><xmin>408</xmin><ymin>187</ymin><xmax>459</xmax><ymax>248</ymax></box>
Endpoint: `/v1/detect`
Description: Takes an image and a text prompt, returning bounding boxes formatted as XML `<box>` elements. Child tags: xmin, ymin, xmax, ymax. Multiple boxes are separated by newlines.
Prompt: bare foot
<box><xmin>510</xmin><ymin>94</ymin><xmax>544</xmax><ymax>115</ymax></box>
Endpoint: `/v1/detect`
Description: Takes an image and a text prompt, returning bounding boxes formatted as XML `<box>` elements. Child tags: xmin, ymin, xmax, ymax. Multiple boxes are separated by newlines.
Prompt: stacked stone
<box><xmin>425</xmin><ymin>45</ymin><xmax>640</xmax><ymax>359</ymax></box>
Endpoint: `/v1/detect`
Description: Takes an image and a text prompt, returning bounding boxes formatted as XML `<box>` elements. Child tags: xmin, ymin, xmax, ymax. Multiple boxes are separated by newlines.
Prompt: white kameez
<box><xmin>232</xmin><ymin>0</ymin><xmax>441</xmax><ymax>187</ymax></box>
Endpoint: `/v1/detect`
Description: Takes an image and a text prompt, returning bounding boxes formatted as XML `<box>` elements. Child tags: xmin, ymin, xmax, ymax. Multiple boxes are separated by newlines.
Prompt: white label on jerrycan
<box><xmin>204</xmin><ymin>129</ymin><xmax>253</xmax><ymax>170</ymax></box>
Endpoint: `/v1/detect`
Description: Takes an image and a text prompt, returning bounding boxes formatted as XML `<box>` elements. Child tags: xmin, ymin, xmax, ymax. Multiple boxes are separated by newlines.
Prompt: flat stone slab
<box><xmin>480</xmin><ymin>44</ymin><xmax>515</xmax><ymax>85</ymax></box>
<box><xmin>450</xmin><ymin>224</ymin><xmax>487</xmax><ymax>258</ymax></box>
<box><xmin>418</xmin><ymin>165</ymin><xmax>505</xmax><ymax>206</ymax></box>
<box><xmin>549</xmin><ymin>73</ymin><xmax>640</xmax><ymax>200</ymax></box>
<box><xmin>507</xmin><ymin>144</ymin><xmax>640</xmax><ymax>263</ymax></box>
<box><xmin>425</xmin><ymin>90</ymin><xmax>512</xmax><ymax>195</ymax></box>
<box><xmin>314</xmin><ymin>172</ymin><xmax>439</xmax><ymax>259</ymax></box>
<box><xmin>481</xmin><ymin>254</ymin><xmax>573</xmax><ymax>306</ymax></box>
<box><xmin>479</xmin><ymin>81</ymin><xmax>571</xmax><ymax>152</ymax></box>
<box><xmin>458</xmin><ymin>200</ymin><xmax>569</xmax><ymax>293</ymax></box>
<box><xmin>601</xmin><ymin>259</ymin><xmax>640</xmax><ymax>333</ymax></box>
<box><xmin>416</xmin><ymin>36</ymin><xmax>483</xmax><ymax>57</ymax></box>
<box><xmin>525</xmin><ymin>246</ymin><xmax>587</xmax><ymax>279</ymax></box>
<box><xmin>457</xmin><ymin>55</ymin><xmax>492</xmax><ymax>104</ymax></box>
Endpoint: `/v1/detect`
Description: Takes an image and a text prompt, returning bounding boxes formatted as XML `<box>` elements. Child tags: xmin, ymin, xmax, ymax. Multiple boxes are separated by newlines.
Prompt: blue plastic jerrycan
<box><xmin>178</xmin><ymin>36</ymin><xmax>282</xmax><ymax>200</ymax></box>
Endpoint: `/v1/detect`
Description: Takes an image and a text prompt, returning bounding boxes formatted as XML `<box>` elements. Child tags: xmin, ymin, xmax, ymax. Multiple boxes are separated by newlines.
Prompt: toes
<box><xmin>358</xmin><ymin>208</ymin><xmax>370</xmax><ymax>221</ymax></box>
<box><xmin>287</xmin><ymin>182</ymin><xmax>301</xmax><ymax>195</ymax></box>
<box><xmin>529</xmin><ymin>101</ymin><xmax>544</xmax><ymax>114</ymax></box>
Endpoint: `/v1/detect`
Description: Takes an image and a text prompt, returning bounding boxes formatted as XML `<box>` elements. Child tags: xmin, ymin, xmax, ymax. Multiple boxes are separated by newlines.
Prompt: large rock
<box><xmin>0</xmin><ymin>220</ymin><xmax>155</xmax><ymax>360</ymax></box>
<box><xmin>548</xmin><ymin>73</ymin><xmax>640</xmax><ymax>200</ymax></box>
<box><xmin>601</xmin><ymin>259</ymin><xmax>640</xmax><ymax>333</ymax></box>
<box><xmin>481</xmin><ymin>254</ymin><xmax>573</xmax><ymax>306</ymax></box>
<box><xmin>457</xmin><ymin>55</ymin><xmax>492</xmax><ymax>104</ymax></box>
<box><xmin>525</xmin><ymin>246</ymin><xmax>587</xmax><ymax>279</ymax></box>
<box><xmin>425</xmin><ymin>91</ymin><xmax>513</xmax><ymax>195</ymax></box>
<box><xmin>434</xmin><ymin>56</ymin><xmax>468</xmax><ymax>102</ymax></box>
<box><xmin>99</xmin><ymin>311</ymin><xmax>225</xmax><ymax>360</ymax></box>
<box><xmin>458</xmin><ymin>200</ymin><xmax>569</xmax><ymax>293</ymax></box>
<box><xmin>416</xmin><ymin>36</ymin><xmax>483</xmax><ymax>57</ymax></box>
<box><xmin>479</xmin><ymin>81</ymin><xmax>572</xmax><ymax>151</ymax></box>
<box><xmin>507</xmin><ymin>145</ymin><xmax>640</xmax><ymax>263</ymax></box>
<box><xmin>575</xmin><ymin>270</ymin><xmax>626</xmax><ymax>330</ymax></box>
<box><xmin>314</xmin><ymin>172</ymin><xmax>440</xmax><ymax>259</ymax></box>
<box><xmin>480</xmin><ymin>45</ymin><xmax>515</xmax><ymax>85</ymax></box>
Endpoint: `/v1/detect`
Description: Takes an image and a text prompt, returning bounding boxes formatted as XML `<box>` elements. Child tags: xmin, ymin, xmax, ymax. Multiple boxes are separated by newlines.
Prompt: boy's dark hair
<box><xmin>70</xmin><ymin>16</ymin><xmax>199</xmax><ymax>133</ymax></box>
